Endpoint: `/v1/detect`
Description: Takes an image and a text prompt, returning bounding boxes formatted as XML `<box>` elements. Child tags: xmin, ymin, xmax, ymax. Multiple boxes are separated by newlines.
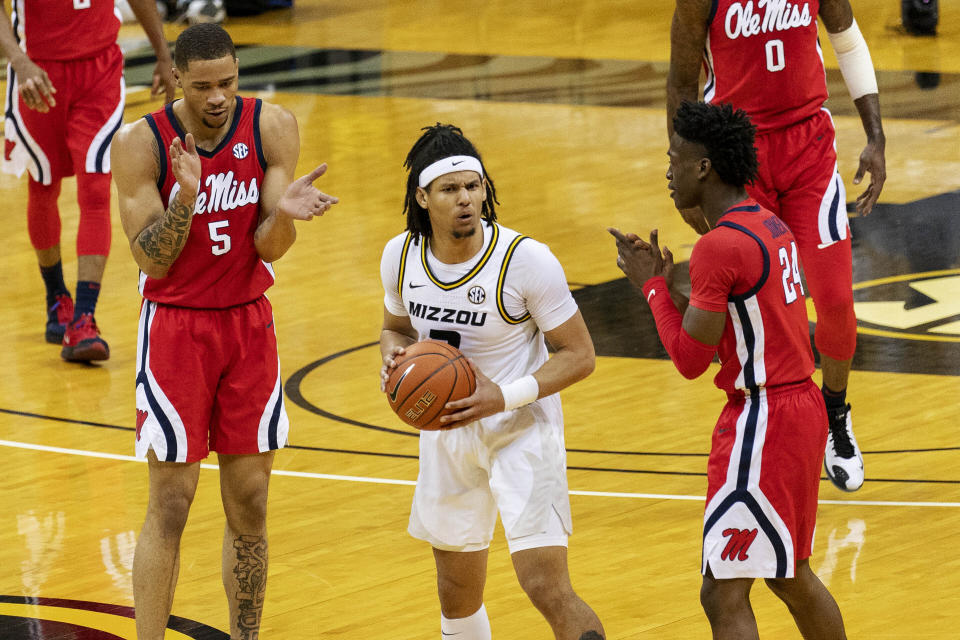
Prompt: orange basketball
<box><xmin>385</xmin><ymin>340</ymin><xmax>476</xmax><ymax>430</ymax></box>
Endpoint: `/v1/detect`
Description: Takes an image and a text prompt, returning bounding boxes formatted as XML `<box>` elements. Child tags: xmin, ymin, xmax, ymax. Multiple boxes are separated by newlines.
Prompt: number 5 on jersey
<box><xmin>779</xmin><ymin>241</ymin><xmax>803</xmax><ymax>304</ymax></box>
<box><xmin>208</xmin><ymin>220</ymin><xmax>232</xmax><ymax>256</ymax></box>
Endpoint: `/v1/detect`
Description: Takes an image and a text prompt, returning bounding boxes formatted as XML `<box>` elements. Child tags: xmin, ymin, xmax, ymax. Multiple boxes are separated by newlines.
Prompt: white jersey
<box><xmin>381</xmin><ymin>221</ymin><xmax>578</xmax><ymax>382</ymax></box>
<box><xmin>381</xmin><ymin>221</ymin><xmax>579</xmax><ymax>433</ymax></box>
<box><xmin>382</xmin><ymin>221</ymin><xmax>581</xmax><ymax>549</ymax></box>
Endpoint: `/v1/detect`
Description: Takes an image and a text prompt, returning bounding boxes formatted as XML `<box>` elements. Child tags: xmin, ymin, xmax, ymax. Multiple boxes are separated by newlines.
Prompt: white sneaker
<box><xmin>179</xmin><ymin>0</ymin><xmax>225</xmax><ymax>24</ymax></box>
<box><xmin>824</xmin><ymin>403</ymin><xmax>864</xmax><ymax>492</ymax></box>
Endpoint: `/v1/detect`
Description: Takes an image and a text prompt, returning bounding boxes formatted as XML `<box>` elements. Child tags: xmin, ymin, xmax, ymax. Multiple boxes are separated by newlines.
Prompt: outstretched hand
<box><xmin>608</xmin><ymin>227</ymin><xmax>675</xmax><ymax>290</ymax></box>
<box><xmin>170</xmin><ymin>134</ymin><xmax>202</xmax><ymax>201</ymax></box>
<box><xmin>853</xmin><ymin>139</ymin><xmax>885</xmax><ymax>216</ymax></box>
<box><xmin>278</xmin><ymin>163</ymin><xmax>340</xmax><ymax>221</ymax></box>
<box><xmin>438</xmin><ymin>359</ymin><xmax>505</xmax><ymax>429</ymax></box>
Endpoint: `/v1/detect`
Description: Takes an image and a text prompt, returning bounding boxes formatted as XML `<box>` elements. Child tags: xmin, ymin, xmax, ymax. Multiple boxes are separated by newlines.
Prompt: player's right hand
<box><xmin>170</xmin><ymin>134</ymin><xmax>202</xmax><ymax>201</ymax></box>
<box><xmin>438</xmin><ymin>359</ymin><xmax>503</xmax><ymax>429</ymax></box>
<box><xmin>12</xmin><ymin>56</ymin><xmax>56</xmax><ymax>113</ymax></box>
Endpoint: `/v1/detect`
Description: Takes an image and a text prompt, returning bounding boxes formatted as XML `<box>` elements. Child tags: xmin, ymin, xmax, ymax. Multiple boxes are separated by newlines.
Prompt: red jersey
<box><xmin>703</xmin><ymin>0</ymin><xmax>828</xmax><ymax>132</ymax></box>
<box><xmin>689</xmin><ymin>199</ymin><xmax>815</xmax><ymax>393</ymax></box>
<box><xmin>141</xmin><ymin>97</ymin><xmax>274</xmax><ymax>308</ymax></box>
<box><xmin>12</xmin><ymin>0</ymin><xmax>120</xmax><ymax>61</ymax></box>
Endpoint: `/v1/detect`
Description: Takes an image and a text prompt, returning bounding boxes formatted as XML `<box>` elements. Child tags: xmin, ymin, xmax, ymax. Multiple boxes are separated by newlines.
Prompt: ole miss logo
<box><xmin>721</xmin><ymin>528</ymin><xmax>758</xmax><ymax>561</ymax></box>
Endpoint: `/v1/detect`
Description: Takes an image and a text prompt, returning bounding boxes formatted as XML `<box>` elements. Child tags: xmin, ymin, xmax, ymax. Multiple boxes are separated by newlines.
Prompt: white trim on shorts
<box><xmin>816</xmin><ymin>108</ymin><xmax>849</xmax><ymax>247</ymax></box>
<box><xmin>84</xmin><ymin>74</ymin><xmax>125</xmax><ymax>174</ymax></box>
<box><xmin>3</xmin><ymin>63</ymin><xmax>52</xmax><ymax>184</ymax></box>
<box><xmin>702</xmin><ymin>389</ymin><xmax>796</xmax><ymax>579</ymax></box>
<box><xmin>135</xmin><ymin>300</ymin><xmax>190</xmax><ymax>463</ymax></box>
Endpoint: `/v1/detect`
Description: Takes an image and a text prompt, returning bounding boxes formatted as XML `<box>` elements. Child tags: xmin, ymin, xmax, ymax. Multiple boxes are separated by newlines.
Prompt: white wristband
<box><xmin>499</xmin><ymin>375</ymin><xmax>539</xmax><ymax>412</ymax></box>
<box><xmin>828</xmin><ymin>19</ymin><xmax>878</xmax><ymax>100</ymax></box>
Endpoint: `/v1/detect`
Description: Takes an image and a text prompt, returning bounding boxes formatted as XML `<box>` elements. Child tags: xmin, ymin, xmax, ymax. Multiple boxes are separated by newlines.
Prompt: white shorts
<box><xmin>408</xmin><ymin>396</ymin><xmax>573</xmax><ymax>554</ymax></box>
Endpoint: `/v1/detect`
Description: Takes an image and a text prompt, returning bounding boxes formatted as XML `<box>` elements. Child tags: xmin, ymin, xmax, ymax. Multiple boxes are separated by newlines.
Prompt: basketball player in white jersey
<box><xmin>379</xmin><ymin>124</ymin><xmax>604</xmax><ymax>640</ymax></box>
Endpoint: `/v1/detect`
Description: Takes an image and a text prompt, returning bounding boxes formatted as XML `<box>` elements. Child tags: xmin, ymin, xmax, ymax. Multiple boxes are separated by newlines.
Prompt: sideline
<box><xmin>3</xmin><ymin>438</ymin><xmax>958</xmax><ymax>508</ymax></box>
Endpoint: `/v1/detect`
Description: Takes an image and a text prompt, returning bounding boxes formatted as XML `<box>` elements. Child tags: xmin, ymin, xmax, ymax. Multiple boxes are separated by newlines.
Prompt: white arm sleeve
<box><xmin>828</xmin><ymin>19</ymin><xmax>878</xmax><ymax>100</ymax></box>
<box><xmin>501</xmin><ymin>239</ymin><xmax>579</xmax><ymax>332</ymax></box>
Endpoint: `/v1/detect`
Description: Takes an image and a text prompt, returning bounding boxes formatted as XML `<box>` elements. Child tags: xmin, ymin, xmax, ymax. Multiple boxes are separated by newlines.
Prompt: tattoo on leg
<box><xmin>579</xmin><ymin>632</ymin><xmax>604</xmax><ymax>640</ymax></box>
<box><xmin>233</xmin><ymin>535</ymin><xmax>267</xmax><ymax>640</ymax></box>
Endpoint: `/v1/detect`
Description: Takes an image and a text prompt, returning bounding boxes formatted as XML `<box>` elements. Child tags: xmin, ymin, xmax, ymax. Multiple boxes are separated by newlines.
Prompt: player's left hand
<box><xmin>278</xmin><ymin>163</ymin><xmax>340</xmax><ymax>220</ymax></box>
<box><xmin>608</xmin><ymin>227</ymin><xmax>673</xmax><ymax>289</ymax></box>
<box><xmin>853</xmin><ymin>138</ymin><xmax>886</xmax><ymax>216</ymax></box>
<box><xmin>438</xmin><ymin>359</ymin><xmax>504</xmax><ymax>429</ymax></box>
<box><xmin>151</xmin><ymin>57</ymin><xmax>177</xmax><ymax>104</ymax></box>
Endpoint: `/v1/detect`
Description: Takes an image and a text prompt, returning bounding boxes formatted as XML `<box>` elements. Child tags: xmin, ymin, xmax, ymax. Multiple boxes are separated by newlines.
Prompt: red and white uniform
<box><xmin>689</xmin><ymin>199</ymin><xmax>827</xmax><ymax>578</ymax></box>
<box><xmin>134</xmin><ymin>97</ymin><xmax>288</xmax><ymax>463</ymax></box>
<box><xmin>3</xmin><ymin>0</ymin><xmax>125</xmax><ymax>184</ymax></box>
<box><xmin>702</xmin><ymin>0</ymin><xmax>856</xmax><ymax>362</ymax></box>
<box><xmin>703</xmin><ymin>0</ymin><xmax>826</xmax><ymax>134</ymax></box>
<box><xmin>140</xmin><ymin>97</ymin><xmax>274</xmax><ymax>307</ymax></box>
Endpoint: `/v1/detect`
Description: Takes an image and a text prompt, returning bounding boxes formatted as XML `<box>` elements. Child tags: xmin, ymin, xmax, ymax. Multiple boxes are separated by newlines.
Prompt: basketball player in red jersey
<box><xmin>668</xmin><ymin>0</ymin><xmax>885</xmax><ymax>492</ymax></box>
<box><xmin>611</xmin><ymin>101</ymin><xmax>845</xmax><ymax>639</ymax></box>
<box><xmin>111</xmin><ymin>24</ymin><xmax>338</xmax><ymax>639</ymax></box>
<box><xmin>0</xmin><ymin>0</ymin><xmax>175</xmax><ymax>361</ymax></box>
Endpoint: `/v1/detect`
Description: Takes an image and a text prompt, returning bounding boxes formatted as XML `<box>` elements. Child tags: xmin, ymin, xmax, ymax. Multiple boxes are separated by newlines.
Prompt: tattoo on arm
<box><xmin>233</xmin><ymin>534</ymin><xmax>267</xmax><ymax>640</ymax></box>
<box><xmin>137</xmin><ymin>194</ymin><xmax>193</xmax><ymax>268</ymax></box>
<box><xmin>150</xmin><ymin>136</ymin><xmax>161</xmax><ymax>183</ymax></box>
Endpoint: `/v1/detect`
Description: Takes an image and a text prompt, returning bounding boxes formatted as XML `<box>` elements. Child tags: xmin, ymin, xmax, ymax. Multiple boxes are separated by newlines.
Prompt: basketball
<box><xmin>385</xmin><ymin>340</ymin><xmax>476</xmax><ymax>430</ymax></box>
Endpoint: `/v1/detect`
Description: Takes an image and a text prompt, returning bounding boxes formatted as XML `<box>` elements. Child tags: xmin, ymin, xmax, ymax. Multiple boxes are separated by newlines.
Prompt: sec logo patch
<box><xmin>233</xmin><ymin>143</ymin><xmax>249</xmax><ymax>160</ymax></box>
<box><xmin>468</xmin><ymin>286</ymin><xmax>486</xmax><ymax>304</ymax></box>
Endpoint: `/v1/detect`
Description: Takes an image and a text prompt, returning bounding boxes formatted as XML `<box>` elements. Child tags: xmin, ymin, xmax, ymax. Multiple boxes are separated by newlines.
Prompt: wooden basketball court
<box><xmin>1</xmin><ymin>1</ymin><xmax>958</xmax><ymax>637</ymax></box>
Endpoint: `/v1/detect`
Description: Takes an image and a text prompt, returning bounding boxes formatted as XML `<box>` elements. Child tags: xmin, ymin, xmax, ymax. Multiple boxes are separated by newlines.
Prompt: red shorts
<box><xmin>3</xmin><ymin>45</ymin><xmax>124</xmax><ymax>185</ymax></box>
<box><xmin>134</xmin><ymin>296</ymin><xmax>289</xmax><ymax>463</ymax></box>
<box><xmin>749</xmin><ymin>108</ymin><xmax>847</xmax><ymax>249</ymax></box>
<box><xmin>702</xmin><ymin>379</ymin><xmax>826</xmax><ymax>579</ymax></box>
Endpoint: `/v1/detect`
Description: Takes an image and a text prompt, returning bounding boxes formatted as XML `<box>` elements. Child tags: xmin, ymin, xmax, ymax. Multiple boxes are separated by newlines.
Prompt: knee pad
<box><xmin>27</xmin><ymin>178</ymin><xmax>62</xmax><ymax>251</ymax></box>
<box><xmin>76</xmin><ymin>172</ymin><xmax>112</xmax><ymax>256</ymax></box>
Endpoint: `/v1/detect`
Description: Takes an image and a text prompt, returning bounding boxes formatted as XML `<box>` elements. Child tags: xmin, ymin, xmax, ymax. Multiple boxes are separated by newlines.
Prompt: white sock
<box><xmin>440</xmin><ymin>603</ymin><xmax>491</xmax><ymax>639</ymax></box>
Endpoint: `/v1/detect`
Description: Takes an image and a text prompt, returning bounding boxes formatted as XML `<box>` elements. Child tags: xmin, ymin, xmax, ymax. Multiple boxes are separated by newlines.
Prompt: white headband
<box><xmin>418</xmin><ymin>155</ymin><xmax>484</xmax><ymax>188</ymax></box>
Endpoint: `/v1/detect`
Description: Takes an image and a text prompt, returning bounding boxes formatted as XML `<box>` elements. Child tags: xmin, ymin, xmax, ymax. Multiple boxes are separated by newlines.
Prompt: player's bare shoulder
<box><xmin>111</xmin><ymin>117</ymin><xmax>162</xmax><ymax>184</ymax></box>
<box><xmin>257</xmin><ymin>101</ymin><xmax>300</xmax><ymax>164</ymax></box>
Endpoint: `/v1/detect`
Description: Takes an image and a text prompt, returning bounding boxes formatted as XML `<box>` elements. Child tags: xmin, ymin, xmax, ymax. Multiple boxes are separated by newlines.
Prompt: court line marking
<box><xmin>3</xmin><ymin>438</ymin><xmax>959</xmax><ymax>508</ymax></box>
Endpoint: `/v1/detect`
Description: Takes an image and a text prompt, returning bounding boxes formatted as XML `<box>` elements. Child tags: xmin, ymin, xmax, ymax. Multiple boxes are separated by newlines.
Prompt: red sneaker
<box><xmin>61</xmin><ymin>313</ymin><xmax>110</xmax><ymax>362</ymax></box>
<box><xmin>45</xmin><ymin>293</ymin><xmax>74</xmax><ymax>344</ymax></box>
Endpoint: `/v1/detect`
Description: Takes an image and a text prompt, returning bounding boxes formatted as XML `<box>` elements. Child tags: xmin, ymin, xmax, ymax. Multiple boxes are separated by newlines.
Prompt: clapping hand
<box><xmin>170</xmin><ymin>134</ymin><xmax>202</xmax><ymax>201</ymax></box>
<box><xmin>608</xmin><ymin>227</ymin><xmax>675</xmax><ymax>290</ymax></box>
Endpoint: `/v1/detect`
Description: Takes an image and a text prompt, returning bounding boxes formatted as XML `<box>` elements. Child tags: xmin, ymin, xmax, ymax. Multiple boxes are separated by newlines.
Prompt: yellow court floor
<box><xmin>1</xmin><ymin>1</ymin><xmax>959</xmax><ymax>638</ymax></box>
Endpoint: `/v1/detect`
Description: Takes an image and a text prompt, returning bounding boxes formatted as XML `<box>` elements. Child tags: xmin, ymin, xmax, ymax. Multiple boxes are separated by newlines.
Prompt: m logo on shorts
<box><xmin>721</xmin><ymin>528</ymin><xmax>759</xmax><ymax>561</ymax></box>
<box><xmin>232</xmin><ymin>142</ymin><xmax>249</xmax><ymax>159</ymax></box>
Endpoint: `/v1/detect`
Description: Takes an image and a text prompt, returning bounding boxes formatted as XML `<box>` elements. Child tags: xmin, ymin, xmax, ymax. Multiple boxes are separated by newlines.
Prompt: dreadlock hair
<box><xmin>672</xmin><ymin>101</ymin><xmax>759</xmax><ymax>188</ymax></box>
<box><xmin>174</xmin><ymin>23</ymin><xmax>236</xmax><ymax>71</ymax></box>
<box><xmin>402</xmin><ymin>123</ymin><xmax>499</xmax><ymax>240</ymax></box>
